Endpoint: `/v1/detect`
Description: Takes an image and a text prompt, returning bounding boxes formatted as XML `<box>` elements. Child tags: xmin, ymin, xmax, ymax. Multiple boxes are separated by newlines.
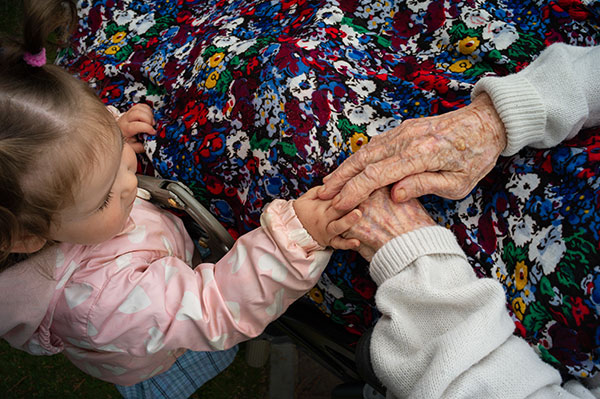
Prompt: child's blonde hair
<box><xmin>0</xmin><ymin>0</ymin><xmax>122</xmax><ymax>269</ymax></box>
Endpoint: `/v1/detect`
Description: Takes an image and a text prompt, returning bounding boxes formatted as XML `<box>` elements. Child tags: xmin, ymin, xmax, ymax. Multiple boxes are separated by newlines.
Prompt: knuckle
<box><xmin>362</xmin><ymin>163</ymin><xmax>380</xmax><ymax>183</ymax></box>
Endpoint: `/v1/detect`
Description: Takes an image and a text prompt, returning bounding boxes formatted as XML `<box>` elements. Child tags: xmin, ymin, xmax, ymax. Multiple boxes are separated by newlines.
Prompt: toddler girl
<box><xmin>0</xmin><ymin>0</ymin><xmax>360</xmax><ymax>395</ymax></box>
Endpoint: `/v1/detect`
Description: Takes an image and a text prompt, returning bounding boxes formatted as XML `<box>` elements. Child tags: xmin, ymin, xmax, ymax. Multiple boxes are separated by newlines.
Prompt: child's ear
<box><xmin>10</xmin><ymin>235</ymin><xmax>47</xmax><ymax>254</ymax></box>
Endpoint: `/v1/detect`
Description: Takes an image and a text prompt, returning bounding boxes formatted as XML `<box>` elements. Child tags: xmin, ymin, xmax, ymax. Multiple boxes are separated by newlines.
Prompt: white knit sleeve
<box><xmin>472</xmin><ymin>43</ymin><xmax>600</xmax><ymax>156</ymax></box>
<box><xmin>369</xmin><ymin>226</ymin><xmax>597</xmax><ymax>398</ymax></box>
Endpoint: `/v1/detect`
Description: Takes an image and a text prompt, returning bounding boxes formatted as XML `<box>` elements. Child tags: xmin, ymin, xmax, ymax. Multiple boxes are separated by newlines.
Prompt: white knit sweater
<box><xmin>370</xmin><ymin>227</ymin><xmax>599</xmax><ymax>399</ymax></box>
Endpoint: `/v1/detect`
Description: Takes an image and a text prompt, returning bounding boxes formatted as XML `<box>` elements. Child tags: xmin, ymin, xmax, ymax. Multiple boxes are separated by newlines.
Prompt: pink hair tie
<box><xmin>23</xmin><ymin>48</ymin><xmax>46</xmax><ymax>67</ymax></box>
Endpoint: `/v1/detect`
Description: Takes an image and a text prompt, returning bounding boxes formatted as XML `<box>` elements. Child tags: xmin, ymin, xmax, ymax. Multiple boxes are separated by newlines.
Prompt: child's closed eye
<box><xmin>97</xmin><ymin>192</ymin><xmax>113</xmax><ymax>212</ymax></box>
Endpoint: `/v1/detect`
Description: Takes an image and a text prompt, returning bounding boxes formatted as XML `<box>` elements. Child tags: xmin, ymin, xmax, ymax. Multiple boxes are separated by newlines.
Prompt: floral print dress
<box><xmin>58</xmin><ymin>0</ymin><xmax>600</xmax><ymax>380</ymax></box>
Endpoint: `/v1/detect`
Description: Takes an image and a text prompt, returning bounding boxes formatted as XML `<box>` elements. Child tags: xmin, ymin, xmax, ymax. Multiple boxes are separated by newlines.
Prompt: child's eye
<box><xmin>97</xmin><ymin>192</ymin><xmax>113</xmax><ymax>212</ymax></box>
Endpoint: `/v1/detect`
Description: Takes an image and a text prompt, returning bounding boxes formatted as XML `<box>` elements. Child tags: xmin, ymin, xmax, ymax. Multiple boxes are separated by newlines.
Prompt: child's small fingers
<box><xmin>326</xmin><ymin>209</ymin><xmax>361</xmax><ymax>237</ymax></box>
<box><xmin>127</xmin><ymin>105</ymin><xmax>155</xmax><ymax>124</ymax></box>
<box><xmin>123</xmin><ymin>121</ymin><xmax>156</xmax><ymax>137</ymax></box>
<box><xmin>329</xmin><ymin>236</ymin><xmax>360</xmax><ymax>250</ymax></box>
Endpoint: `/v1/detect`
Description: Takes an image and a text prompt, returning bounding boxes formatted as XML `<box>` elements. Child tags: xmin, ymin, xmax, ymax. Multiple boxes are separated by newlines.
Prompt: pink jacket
<box><xmin>0</xmin><ymin>197</ymin><xmax>330</xmax><ymax>385</ymax></box>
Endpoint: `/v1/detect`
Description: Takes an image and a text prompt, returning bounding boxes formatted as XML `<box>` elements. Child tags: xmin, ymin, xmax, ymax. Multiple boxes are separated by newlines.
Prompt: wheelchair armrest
<box><xmin>136</xmin><ymin>175</ymin><xmax>234</xmax><ymax>262</ymax></box>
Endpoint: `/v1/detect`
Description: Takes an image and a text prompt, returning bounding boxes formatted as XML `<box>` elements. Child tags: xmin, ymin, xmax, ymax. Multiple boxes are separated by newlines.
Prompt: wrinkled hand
<box><xmin>318</xmin><ymin>93</ymin><xmax>507</xmax><ymax>211</ymax></box>
<box><xmin>117</xmin><ymin>104</ymin><xmax>156</xmax><ymax>153</ymax></box>
<box><xmin>344</xmin><ymin>187</ymin><xmax>436</xmax><ymax>261</ymax></box>
<box><xmin>293</xmin><ymin>186</ymin><xmax>362</xmax><ymax>250</ymax></box>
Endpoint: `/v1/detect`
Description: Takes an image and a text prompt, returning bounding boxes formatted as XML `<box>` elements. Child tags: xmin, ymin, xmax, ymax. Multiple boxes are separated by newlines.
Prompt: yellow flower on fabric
<box><xmin>512</xmin><ymin>297</ymin><xmax>526</xmax><ymax>320</ymax></box>
<box><xmin>350</xmin><ymin>132</ymin><xmax>368</xmax><ymax>153</ymax></box>
<box><xmin>111</xmin><ymin>31</ymin><xmax>126</xmax><ymax>43</ymax></box>
<box><xmin>449</xmin><ymin>59</ymin><xmax>472</xmax><ymax>73</ymax></box>
<box><xmin>205</xmin><ymin>71</ymin><xmax>219</xmax><ymax>89</ymax></box>
<box><xmin>105</xmin><ymin>45</ymin><xmax>120</xmax><ymax>55</ymax></box>
<box><xmin>309</xmin><ymin>287</ymin><xmax>324</xmax><ymax>304</ymax></box>
<box><xmin>515</xmin><ymin>260</ymin><xmax>528</xmax><ymax>290</ymax></box>
<box><xmin>209</xmin><ymin>52</ymin><xmax>225</xmax><ymax>68</ymax></box>
<box><xmin>458</xmin><ymin>36</ymin><xmax>480</xmax><ymax>55</ymax></box>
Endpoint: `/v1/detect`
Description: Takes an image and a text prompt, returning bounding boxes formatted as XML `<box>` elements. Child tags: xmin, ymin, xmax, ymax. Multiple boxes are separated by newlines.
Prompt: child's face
<box><xmin>49</xmin><ymin>136</ymin><xmax>139</xmax><ymax>246</ymax></box>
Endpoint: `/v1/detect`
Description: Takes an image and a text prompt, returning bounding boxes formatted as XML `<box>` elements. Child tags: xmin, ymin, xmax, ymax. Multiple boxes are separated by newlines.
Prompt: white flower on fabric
<box><xmin>258</xmin><ymin>253</ymin><xmax>288</xmax><ymax>283</ymax></box>
<box><xmin>507</xmin><ymin>173</ymin><xmax>540</xmax><ymax>201</ymax></box>
<box><xmin>482</xmin><ymin>21</ymin><xmax>519</xmax><ymax>50</ymax></box>
<box><xmin>265</xmin><ymin>288</ymin><xmax>285</xmax><ymax>317</ymax></box>
<box><xmin>230</xmin><ymin>39</ymin><xmax>256</xmax><ymax>55</ymax></box>
<box><xmin>462</xmin><ymin>9</ymin><xmax>492</xmax><ymax>28</ymax></box>
<box><xmin>289</xmin><ymin>73</ymin><xmax>317</xmax><ymax>101</ymax></box>
<box><xmin>365</xmin><ymin>117</ymin><xmax>398</xmax><ymax>138</ymax></box>
<box><xmin>529</xmin><ymin>224</ymin><xmax>565</xmax><ymax>275</ymax></box>
<box><xmin>119</xmin><ymin>285</ymin><xmax>152</xmax><ymax>314</ymax></box>
<box><xmin>406</xmin><ymin>0</ymin><xmax>429</xmax><ymax>12</ymax></box>
<box><xmin>145</xmin><ymin>327</ymin><xmax>165</xmax><ymax>354</ymax></box>
<box><xmin>316</xmin><ymin>6</ymin><xmax>344</xmax><ymax>25</ymax></box>
<box><xmin>64</xmin><ymin>283</ymin><xmax>93</xmax><ymax>309</ymax></box>
<box><xmin>346</xmin><ymin>103</ymin><xmax>375</xmax><ymax>125</ymax></box>
<box><xmin>347</xmin><ymin>78</ymin><xmax>377</xmax><ymax>96</ymax></box>
<box><xmin>340</xmin><ymin>24</ymin><xmax>360</xmax><ymax>47</ymax></box>
<box><xmin>513</xmin><ymin>215</ymin><xmax>536</xmax><ymax>247</ymax></box>
<box><xmin>175</xmin><ymin>291</ymin><xmax>203</xmax><ymax>321</ymax></box>
<box><xmin>228</xmin><ymin>243</ymin><xmax>247</xmax><ymax>274</ymax></box>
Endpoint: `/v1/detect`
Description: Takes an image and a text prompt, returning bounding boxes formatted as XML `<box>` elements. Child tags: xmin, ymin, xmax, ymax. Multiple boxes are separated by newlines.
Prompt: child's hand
<box><xmin>293</xmin><ymin>186</ymin><xmax>362</xmax><ymax>250</ymax></box>
<box><xmin>117</xmin><ymin>104</ymin><xmax>156</xmax><ymax>153</ymax></box>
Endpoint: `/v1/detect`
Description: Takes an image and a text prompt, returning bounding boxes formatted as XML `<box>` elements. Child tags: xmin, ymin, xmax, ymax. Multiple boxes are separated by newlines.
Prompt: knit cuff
<box><xmin>369</xmin><ymin>226</ymin><xmax>465</xmax><ymax>286</ymax></box>
<box><xmin>472</xmin><ymin>75</ymin><xmax>546</xmax><ymax>156</ymax></box>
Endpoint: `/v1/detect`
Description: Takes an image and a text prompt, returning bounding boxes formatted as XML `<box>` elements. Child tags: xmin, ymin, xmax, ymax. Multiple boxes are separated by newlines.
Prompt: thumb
<box><xmin>391</xmin><ymin>172</ymin><xmax>457</xmax><ymax>202</ymax></box>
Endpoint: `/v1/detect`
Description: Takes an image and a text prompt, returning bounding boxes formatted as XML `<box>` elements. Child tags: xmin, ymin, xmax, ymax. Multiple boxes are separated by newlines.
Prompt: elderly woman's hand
<box><xmin>318</xmin><ymin>94</ymin><xmax>507</xmax><ymax>211</ymax></box>
<box><xmin>342</xmin><ymin>187</ymin><xmax>436</xmax><ymax>261</ymax></box>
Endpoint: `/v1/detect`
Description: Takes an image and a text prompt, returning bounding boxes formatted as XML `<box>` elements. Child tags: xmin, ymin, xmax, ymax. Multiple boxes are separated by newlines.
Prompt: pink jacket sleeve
<box><xmin>75</xmin><ymin>199</ymin><xmax>330</xmax><ymax>357</ymax></box>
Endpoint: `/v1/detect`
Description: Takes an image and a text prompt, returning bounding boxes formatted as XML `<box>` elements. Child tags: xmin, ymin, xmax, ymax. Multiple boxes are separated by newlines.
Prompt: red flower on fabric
<box><xmin>100</xmin><ymin>83</ymin><xmax>123</xmax><ymax>101</ymax></box>
<box><xmin>570</xmin><ymin>297</ymin><xmax>590</xmax><ymax>326</ymax></box>
<box><xmin>197</xmin><ymin>131</ymin><xmax>224</xmax><ymax>159</ymax></box>
<box><xmin>205</xmin><ymin>175</ymin><xmax>224</xmax><ymax>195</ymax></box>
<box><xmin>181</xmin><ymin>101</ymin><xmax>208</xmax><ymax>129</ymax></box>
<box><xmin>351</xmin><ymin>275</ymin><xmax>376</xmax><ymax>300</ymax></box>
<box><xmin>79</xmin><ymin>59</ymin><xmax>105</xmax><ymax>82</ymax></box>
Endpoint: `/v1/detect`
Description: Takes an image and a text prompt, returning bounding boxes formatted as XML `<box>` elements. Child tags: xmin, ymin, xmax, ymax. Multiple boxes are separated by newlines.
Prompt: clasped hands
<box><xmin>296</xmin><ymin>93</ymin><xmax>508</xmax><ymax>260</ymax></box>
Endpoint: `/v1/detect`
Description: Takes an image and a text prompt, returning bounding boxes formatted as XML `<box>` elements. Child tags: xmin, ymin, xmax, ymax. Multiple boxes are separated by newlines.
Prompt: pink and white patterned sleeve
<box><xmin>84</xmin><ymin>199</ymin><xmax>331</xmax><ymax>356</ymax></box>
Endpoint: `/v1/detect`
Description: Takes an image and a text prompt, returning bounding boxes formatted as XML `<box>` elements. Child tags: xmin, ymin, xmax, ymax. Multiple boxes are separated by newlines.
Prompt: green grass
<box><xmin>0</xmin><ymin>340</ymin><xmax>268</xmax><ymax>399</ymax></box>
<box><xmin>0</xmin><ymin>2</ymin><xmax>268</xmax><ymax>398</ymax></box>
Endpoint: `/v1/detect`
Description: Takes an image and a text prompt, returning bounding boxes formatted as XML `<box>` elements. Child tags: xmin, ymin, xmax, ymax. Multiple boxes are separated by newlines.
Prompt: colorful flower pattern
<box><xmin>58</xmin><ymin>0</ymin><xmax>600</xmax><ymax>379</ymax></box>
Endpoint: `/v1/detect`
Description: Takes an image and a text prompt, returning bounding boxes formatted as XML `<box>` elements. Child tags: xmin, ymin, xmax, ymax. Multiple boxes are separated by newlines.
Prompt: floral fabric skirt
<box><xmin>59</xmin><ymin>0</ymin><xmax>600</xmax><ymax>380</ymax></box>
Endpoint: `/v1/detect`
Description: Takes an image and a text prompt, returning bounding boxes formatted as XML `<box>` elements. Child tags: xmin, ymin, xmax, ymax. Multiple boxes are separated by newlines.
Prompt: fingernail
<box><xmin>394</xmin><ymin>188</ymin><xmax>406</xmax><ymax>202</ymax></box>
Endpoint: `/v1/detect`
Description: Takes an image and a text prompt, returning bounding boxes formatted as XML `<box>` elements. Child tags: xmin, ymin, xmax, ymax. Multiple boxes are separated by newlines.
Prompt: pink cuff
<box><xmin>260</xmin><ymin>199</ymin><xmax>325</xmax><ymax>254</ymax></box>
